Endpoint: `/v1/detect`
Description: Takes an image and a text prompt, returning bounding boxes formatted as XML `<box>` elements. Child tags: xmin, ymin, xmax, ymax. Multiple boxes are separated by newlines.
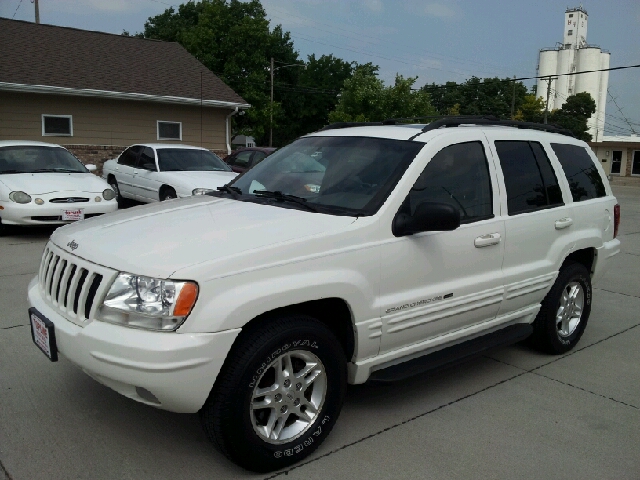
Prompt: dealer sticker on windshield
<box><xmin>61</xmin><ymin>209</ymin><xmax>84</xmax><ymax>221</ymax></box>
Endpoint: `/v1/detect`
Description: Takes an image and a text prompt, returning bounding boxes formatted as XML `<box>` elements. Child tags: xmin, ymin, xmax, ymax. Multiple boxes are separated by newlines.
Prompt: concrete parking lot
<box><xmin>1</xmin><ymin>186</ymin><xmax>639</xmax><ymax>480</ymax></box>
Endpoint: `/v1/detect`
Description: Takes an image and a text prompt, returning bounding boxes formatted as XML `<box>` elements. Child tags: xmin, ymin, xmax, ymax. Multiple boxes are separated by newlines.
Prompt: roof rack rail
<box><xmin>409</xmin><ymin>115</ymin><xmax>575</xmax><ymax>139</ymax></box>
<box><xmin>319</xmin><ymin>116</ymin><xmax>450</xmax><ymax>131</ymax></box>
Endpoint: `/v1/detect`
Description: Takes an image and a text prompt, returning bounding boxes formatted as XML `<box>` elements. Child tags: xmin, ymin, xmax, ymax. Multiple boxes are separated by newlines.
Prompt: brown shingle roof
<box><xmin>0</xmin><ymin>18</ymin><xmax>248</xmax><ymax>106</ymax></box>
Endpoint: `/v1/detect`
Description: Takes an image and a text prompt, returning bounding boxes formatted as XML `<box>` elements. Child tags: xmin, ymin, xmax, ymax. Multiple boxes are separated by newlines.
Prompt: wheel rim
<box><xmin>250</xmin><ymin>349</ymin><xmax>327</xmax><ymax>445</ymax></box>
<box><xmin>556</xmin><ymin>281</ymin><xmax>584</xmax><ymax>338</ymax></box>
<box><xmin>163</xmin><ymin>193</ymin><xmax>176</xmax><ymax>200</ymax></box>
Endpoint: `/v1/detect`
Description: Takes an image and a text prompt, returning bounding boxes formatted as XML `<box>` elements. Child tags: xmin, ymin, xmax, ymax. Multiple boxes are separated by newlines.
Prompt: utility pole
<box><xmin>510</xmin><ymin>75</ymin><xmax>516</xmax><ymax>120</ymax></box>
<box><xmin>34</xmin><ymin>0</ymin><xmax>40</xmax><ymax>24</ymax></box>
<box><xmin>270</xmin><ymin>57</ymin><xmax>274</xmax><ymax>147</ymax></box>
<box><xmin>543</xmin><ymin>76</ymin><xmax>556</xmax><ymax>125</ymax></box>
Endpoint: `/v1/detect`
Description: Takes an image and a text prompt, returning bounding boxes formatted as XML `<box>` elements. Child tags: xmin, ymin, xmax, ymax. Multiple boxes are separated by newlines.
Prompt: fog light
<box><xmin>35</xmin><ymin>198</ymin><xmax>45</xmax><ymax>205</ymax></box>
<box><xmin>95</xmin><ymin>196</ymin><xmax>102</xmax><ymax>202</ymax></box>
<box><xmin>135</xmin><ymin>387</ymin><xmax>161</xmax><ymax>404</ymax></box>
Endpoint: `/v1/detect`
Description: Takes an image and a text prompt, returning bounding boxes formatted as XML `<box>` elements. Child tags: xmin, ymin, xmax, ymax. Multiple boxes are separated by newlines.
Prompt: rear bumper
<box><xmin>28</xmin><ymin>277</ymin><xmax>240</xmax><ymax>413</ymax></box>
<box><xmin>592</xmin><ymin>238</ymin><xmax>621</xmax><ymax>284</ymax></box>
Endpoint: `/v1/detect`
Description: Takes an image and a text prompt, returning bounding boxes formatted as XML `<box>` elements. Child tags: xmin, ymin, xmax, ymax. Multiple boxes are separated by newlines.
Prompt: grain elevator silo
<box><xmin>536</xmin><ymin>6</ymin><xmax>609</xmax><ymax>141</ymax></box>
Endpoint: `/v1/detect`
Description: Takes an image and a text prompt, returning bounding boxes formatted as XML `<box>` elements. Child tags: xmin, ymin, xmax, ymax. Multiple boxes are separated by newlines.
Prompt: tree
<box><xmin>423</xmin><ymin>77</ymin><xmax>528</xmax><ymax>119</ymax></box>
<box><xmin>549</xmin><ymin>92</ymin><xmax>596</xmax><ymax>141</ymax></box>
<box><xmin>515</xmin><ymin>95</ymin><xmax>545</xmax><ymax>123</ymax></box>
<box><xmin>328</xmin><ymin>68</ymin><xmax>436</xmax><ymax>123</ymax></box>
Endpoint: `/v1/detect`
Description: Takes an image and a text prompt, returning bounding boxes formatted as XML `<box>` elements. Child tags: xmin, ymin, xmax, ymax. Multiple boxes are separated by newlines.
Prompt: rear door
<box><xmin>486</xmin><ymin>134</ymin><xmax>574</xmax><ymax>316</ymax></box>
<box><xmin>115</xmin><ymin>146</ymin><xmax>142</xmax><ymax>198</ymax></box>
<box><xmin>379</xmin><ymin>136</ymin><xmax>505</xmax><ymax>353</ymax></box>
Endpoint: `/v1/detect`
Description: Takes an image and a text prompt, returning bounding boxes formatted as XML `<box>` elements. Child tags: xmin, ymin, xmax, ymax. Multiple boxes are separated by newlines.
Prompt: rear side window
<box><xmin>551</xmin><ymin>143</ymin><xmax>606</xmax><ymax>201</ymax></box>
<box><xmin>407</xmin><ymin>141</ymin><xmax>493</xmax><ymax>224</ymax></box>
<box><xmin>495</xmin><ymin>141</ymin><xmax>563</xmax><ymax>215</ymax></box>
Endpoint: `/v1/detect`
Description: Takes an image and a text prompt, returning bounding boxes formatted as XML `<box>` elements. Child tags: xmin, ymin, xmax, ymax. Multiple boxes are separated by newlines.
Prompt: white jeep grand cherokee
<box><xmin>28</xmin><ymin>117</ymin><xmax>621</xmax><ymax>472</ymax></box>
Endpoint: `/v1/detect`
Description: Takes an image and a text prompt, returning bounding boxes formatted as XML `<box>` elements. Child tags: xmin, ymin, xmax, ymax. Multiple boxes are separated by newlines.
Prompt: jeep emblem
<box><xmin>67</xmin><ymin>240</ymin><xmax>79</xmax><ymax>251</ymax></box>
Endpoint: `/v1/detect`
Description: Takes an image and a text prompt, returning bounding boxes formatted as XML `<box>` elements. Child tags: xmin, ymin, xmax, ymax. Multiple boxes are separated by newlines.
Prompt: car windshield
<box><xmin>228</xmin><ymin>136</ymin><xmax>424</xmax><ymax>216</ymax></box>
<box><xmin>157</xmin><ymin>149</ymin><xmax>231</xmax><ymax>172</ymax></box>
<box><xmin>0</xmin><ymin>146</ymin><xmax>88</xmax><ymax>174</ymax></box>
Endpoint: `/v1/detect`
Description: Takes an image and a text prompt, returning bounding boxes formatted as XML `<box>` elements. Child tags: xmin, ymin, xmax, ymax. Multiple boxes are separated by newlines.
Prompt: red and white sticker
<box><xmin>31</xmin><ymin>313</ymin><xmax>52</xmax><ymax>359</ymax></box>
<box><xmin>61</xmin><ymin>209</ymin><xmax>84</xmax><ymax>221</ymax></box>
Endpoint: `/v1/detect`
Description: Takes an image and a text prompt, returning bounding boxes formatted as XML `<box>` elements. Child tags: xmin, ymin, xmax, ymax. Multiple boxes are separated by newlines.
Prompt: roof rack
<box><xmin>319</xmin><ymin>115</ymin><xmax>575</xmax><ymax>139</ymax></box>
<box><xmin>411</xmin><ymin>116</ymin><xmax>575</xmax><ymax>138</ymax></box>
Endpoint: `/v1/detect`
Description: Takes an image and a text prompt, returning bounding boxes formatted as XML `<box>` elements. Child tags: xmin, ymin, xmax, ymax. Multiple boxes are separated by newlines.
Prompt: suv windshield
<box><xmin>157</xmin><ymin>149</ymin><xmax>231</xmax><ymax>172</ymax></box>
<box><xmin>229</xmin><ymin>136</ymin><xmax>423</xmax><ymax>216</ymax></box>
<box><xmin>0</xmin><ymin>146</ymin><xmax>88</xmax><ymax>174</ymax></box>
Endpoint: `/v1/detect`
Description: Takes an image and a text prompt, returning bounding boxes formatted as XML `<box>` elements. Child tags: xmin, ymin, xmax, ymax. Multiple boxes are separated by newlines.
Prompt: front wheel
<box><xmin>529</xmin><ymin>263</ymin><xmax>592</xmax><ymax>354</ymax></box>
<box><xmin>160</xmin><ymin>187</ymin><xmax>177</xmax><ymax>201</ymax></box>
<box><xmin>108</xmin><ymin>177</ymin><xmax>123</xmax><ymax>206</ymax></box>
<box><xmin>200</xmin><ymin>315</ymin><xmax>347</xmax><ymax>472</ymax></box>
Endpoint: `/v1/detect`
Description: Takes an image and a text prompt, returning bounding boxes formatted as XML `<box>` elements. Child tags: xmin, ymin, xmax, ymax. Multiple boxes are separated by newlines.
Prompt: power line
<box><xmin>12</xmin><ymin>0</ymin><xmax>23</xmax><ymax>19</ymax></box>
<box><xmin>607</xmin><ymin>89</ymin><xmax>638</xmax><ymax>135</ymax></box>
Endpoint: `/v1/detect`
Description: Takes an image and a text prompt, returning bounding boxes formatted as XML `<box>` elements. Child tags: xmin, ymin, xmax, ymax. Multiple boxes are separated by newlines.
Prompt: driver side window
<box><xmin>406</xmin><ymin>142</ymin><xmax>493</xmax><ymax>224</ymax></box>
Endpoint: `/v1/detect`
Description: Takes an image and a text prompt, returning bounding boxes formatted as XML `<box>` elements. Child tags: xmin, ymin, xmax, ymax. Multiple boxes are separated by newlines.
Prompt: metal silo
<box><xmin>538</xmin><ymin>49</ymin><xmax>558</xmax><ymax>110</ymax></box>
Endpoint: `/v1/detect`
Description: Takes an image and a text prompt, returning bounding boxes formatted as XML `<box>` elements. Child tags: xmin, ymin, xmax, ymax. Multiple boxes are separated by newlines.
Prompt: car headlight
<box><xmin>103</xmin><ymin>188</ymin><xmax>116</xmax><ymax>201</ymax></box>
<box><xmin>9</xmin><ymin>191</ymin><xmax>32</xmax><ymax>204</ymax></box>
<box><xmin>98</xmin><ymin>273</ymin><xmax>198</xmax><ymax>331</ymax></box>
<box><xmin>192</xmin><ymin>188</ymin><xmax>215</xmax><ymax>195</ymax></box>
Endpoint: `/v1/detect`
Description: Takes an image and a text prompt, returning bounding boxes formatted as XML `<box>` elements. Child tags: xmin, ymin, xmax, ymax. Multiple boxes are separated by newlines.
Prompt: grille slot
<box><xmin>37</xmin><ymin>244</ymin><xmax>116</xmax><ymax>325</ymax></box>
<box><xmin>50</xmin><ymin>197</ymin><xmax>90</xmax><ymax>203</ymax></box>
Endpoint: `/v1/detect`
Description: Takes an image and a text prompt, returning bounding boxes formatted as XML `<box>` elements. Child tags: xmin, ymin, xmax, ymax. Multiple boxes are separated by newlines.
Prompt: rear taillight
<box><xmin>613</xmin><ymin>204</ymin><xmax>620</xmax><ymax>238</ymax></box>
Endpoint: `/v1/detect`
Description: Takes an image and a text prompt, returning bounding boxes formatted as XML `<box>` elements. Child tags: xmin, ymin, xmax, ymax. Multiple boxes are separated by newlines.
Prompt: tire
<box><xmin>200</xmin><ymin>315</ymin><xmax>347</xmax><ymax>472</ymax></box>
<box><xmin>108</xmin><ymin>177</ymin><xmax>123</xmax><ymax>207</ymax></box>
<box><xmin>160</xmin><ymin>187</ymin><xmax>177</xmax><ymax>201</ymax></box>
<box><xmin>529</xmin><ymin>263</ymin><xmax>592</xmax><ymax>354</ymax></box>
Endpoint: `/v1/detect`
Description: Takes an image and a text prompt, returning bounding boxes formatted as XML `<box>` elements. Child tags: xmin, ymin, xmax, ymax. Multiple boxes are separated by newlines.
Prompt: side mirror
<box><xmin>85</xmin><ymin>164</ymin><xmax>97</xmax><ymax>172</ymax></box>
<box><xmin>393</xmin><ymin>202</ymin><xmax>460</xmax><ymax>237</ymax></box>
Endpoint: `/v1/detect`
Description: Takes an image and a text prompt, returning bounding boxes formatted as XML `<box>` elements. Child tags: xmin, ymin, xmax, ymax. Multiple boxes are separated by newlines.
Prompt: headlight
<box><xmin>98</xmin><ymin>273</ymin><xmax>198</xmax><ymax>331</ymax></box>
<box><xmin>9</xmin><ymin>191</ymin><xmax>32</xmax><ymax>204</ymax></box>
<box><xmin>103</xmin><ymin>188</ymin><xmax>116</xmax><ymax>201</ymax></box>
<box><xmin>192</xmin><ymin>188</ymin><xmax>215</xmax><ymax>195</ymax></box>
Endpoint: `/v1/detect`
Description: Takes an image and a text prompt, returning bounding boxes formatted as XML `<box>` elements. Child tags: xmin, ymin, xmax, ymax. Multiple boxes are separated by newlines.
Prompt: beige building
<box><xmin>589</xmin><ymin>135</ymin><xmax>640</xmax><ymax>185</ymax></box>
<box><xmin>0</xmin><ymin>19</ymin><xmax>249</xmax><ymax>172</ymax></box>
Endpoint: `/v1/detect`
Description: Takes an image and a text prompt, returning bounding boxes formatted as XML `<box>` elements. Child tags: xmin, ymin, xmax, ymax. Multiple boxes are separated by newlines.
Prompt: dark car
<box><xmin>224</xmin><ymin>147</ymin><xmax>276</xmax><ymax>174</ymax></box>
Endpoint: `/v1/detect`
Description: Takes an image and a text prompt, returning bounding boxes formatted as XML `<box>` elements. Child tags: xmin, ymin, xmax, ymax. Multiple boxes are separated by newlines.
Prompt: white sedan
<box><xmin>0</xmin><ymin>141</ymin><xmax>118</xmax><ymax>233</ymax></box>
<box><xmin>102</xmin><ymin>144</ymin><xmax>238</xmax><ymax>203</ymax></box>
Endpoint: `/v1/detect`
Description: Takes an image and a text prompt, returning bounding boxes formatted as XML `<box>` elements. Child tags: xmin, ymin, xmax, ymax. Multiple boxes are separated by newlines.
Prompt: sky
<box><xmin>2</xmin><ymin>0</ymin><xmax>639</xmax><ymax>135</ymax></box>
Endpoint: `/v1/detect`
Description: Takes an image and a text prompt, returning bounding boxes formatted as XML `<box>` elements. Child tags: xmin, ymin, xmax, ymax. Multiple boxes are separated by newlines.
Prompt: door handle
<box><xmin>474</xmin><ymin>233</ymin><xmax>501</xmax><ymax>248</ymax></box>
<box><xmin>555</xmin><ymin>217</ymin><xmax>573</xmax><ymax>230</ymax></box>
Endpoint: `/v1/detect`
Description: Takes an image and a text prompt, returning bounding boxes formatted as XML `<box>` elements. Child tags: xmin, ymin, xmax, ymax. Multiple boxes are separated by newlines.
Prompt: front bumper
<box><xmin>28</xmin><ymin>277</ymin><xmax>240</xmax><ymax>413</ymax></box>
<box><xmin>1</xmin><ymin>195</ymin><xmax>117</xmax><ymax>225</ymax></box>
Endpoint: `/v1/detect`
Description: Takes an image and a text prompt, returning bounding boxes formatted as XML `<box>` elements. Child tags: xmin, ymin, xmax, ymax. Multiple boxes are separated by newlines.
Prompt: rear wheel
<box><xmin>200</xmin><ymin>315</ymin><xmax>346</xmax><ymax>472</ymax></box>
<box><xmin>530</xmin><ymin>263</ymin><xmax>592</xmax><ymax>354</ymax></box>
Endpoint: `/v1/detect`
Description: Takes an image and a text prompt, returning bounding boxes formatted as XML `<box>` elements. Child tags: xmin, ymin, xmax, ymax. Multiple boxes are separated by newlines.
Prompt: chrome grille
<box><xmin>50</xmin><ymin>197</ymin><xmax>90</xmax><ymax>203</ymax></box>
<box><xmin>38</xmin><ymin>243</ymin><xmax>117</xmax><ymax>325</ymax></box>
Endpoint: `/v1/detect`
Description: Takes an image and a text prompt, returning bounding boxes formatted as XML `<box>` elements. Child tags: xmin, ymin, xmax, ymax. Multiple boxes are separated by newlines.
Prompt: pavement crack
<box><xmin>0</xmin><ymin>272</ymin><xmax>37</xmax><ymax>278</ymax></box>
<box><xmin>1</xmin><ymin>324</ymin><xmax>28</xmax><ymax>330</ymax></box>
<box><xmin>263</xmin><ymin>370</ymin><xmax>529</xmax><ymax>479</ymax></box>
<box><xmin>0</xmin><ymin>458</ymin><xmax>13</xmax><ymax>480</ymax></box>
<box><xmin>532</xmin><ymin>371</ymin><xmax>639</xmax><ymax>410</ymax></box>
<box><xmin>622</xmin><ymin>251</ymin><xmax>640</xmax><ymax>257</ymax></box>
<box><xmin>593</xmin><ymin>287</ymin><xmax>640</xmax><ymax>299</ymax></box>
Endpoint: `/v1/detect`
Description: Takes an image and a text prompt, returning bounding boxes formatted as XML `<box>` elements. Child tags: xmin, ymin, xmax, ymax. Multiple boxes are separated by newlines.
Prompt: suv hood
<box><xmin>50</xmin><ymin>196</ymin><xmax>356</xmax><ymax>278</ymax></box>
<box><xmin>0</xmin><ymin>172</ymin><xmax>108</xmax><ymax>194</ymax></box>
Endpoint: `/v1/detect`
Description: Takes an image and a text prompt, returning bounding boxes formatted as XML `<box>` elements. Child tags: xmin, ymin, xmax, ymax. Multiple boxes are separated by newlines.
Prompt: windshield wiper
<box><xmin>253</xmin><ymin>190</ymin><xmax>319</xmax><ymax>213</ymax></box>
<box><xmin>31</xmin><ymin>168</ymin><xmax>82</xmax><ymax>173</ymax></box>
<box><xmin>217</xmin><ymin>185</ymin><xmax>242</xmax><ymax>196</ymax></box>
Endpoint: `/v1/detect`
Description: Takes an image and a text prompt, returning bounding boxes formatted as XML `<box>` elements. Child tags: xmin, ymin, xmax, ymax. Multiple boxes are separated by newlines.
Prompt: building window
<box><xmin>157</xmin><ymin>121</ymin><xmax>182</xmax><ymax>141</ymax></box>
<box><xmin>569</xmin><ymin>13</ymin><xmax>573</xmax><ymax>18</ymax></box>
<box><xmin>42</xmin><ymin>115</ymin><xmax>73</xmax><ymax>136</ymax></box>
<box><xmin>568</xmin><ymin>29</ymin><xmax>573</xmax><ymax>35</ymax></box>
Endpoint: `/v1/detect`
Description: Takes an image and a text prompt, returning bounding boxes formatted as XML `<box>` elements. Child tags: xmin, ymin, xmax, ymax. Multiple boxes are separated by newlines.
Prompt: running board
<box><xmin>369</xmin><ymin>323</ymin><xmax>533</xmax><ymax>383</ymax></box>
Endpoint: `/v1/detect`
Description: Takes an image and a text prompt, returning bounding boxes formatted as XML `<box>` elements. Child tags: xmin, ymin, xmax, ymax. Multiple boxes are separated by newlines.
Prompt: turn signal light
<box><xmin>174</xmin><ymin>283</ymin><xmax>198</xmax><ymax>316</ymax></box>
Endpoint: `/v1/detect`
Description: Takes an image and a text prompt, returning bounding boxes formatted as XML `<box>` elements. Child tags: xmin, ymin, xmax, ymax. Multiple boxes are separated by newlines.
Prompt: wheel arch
<box><xmin>159</xmin><ymin>184</ymin><xmax>176</xmax><ymax>197</ymax></box>
<box><xmin>561</xmin><ymin>247</ymin><xmax>596</xmax><ymax>276</ymax></box>
<box><xmin>241</xmin><ymin>298</ymin><xmax>356</xmax><ymax>362</ymax></box>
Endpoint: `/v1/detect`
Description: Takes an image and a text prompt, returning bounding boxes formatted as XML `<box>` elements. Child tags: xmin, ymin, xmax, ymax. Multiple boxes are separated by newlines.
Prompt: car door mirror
<box><xmin>85</xmin><ymin>164</ymin><xmax>97</xmax><ymax>172</ymax></box>
<box><xmin>392</xmin><ymin>201</ymin><xmax>460</xmax><ymax>237</ymax></box>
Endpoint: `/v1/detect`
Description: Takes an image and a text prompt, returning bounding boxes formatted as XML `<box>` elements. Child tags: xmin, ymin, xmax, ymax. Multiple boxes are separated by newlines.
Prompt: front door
<box><xmin>379</xmin><ymin>138</ymin><xmax>505</xmax><ymax>354</ymax></box>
